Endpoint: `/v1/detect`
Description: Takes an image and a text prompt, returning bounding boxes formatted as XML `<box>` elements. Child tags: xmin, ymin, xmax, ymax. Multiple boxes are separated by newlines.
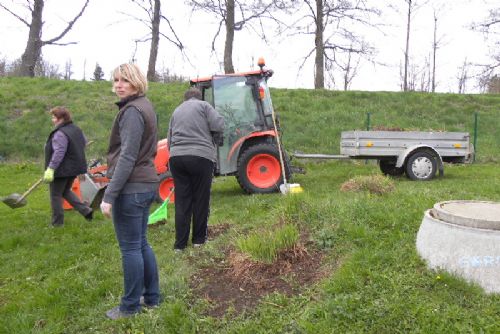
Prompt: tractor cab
<box><xmin>190</xmin><ymin>58</ymin><xmax>291</xmax><ymax>193</ymax></box>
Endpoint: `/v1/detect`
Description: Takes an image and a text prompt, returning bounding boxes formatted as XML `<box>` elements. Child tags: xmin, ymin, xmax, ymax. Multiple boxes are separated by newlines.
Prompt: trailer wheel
<box><xmin>379</xmin><ymin>160</ymin><xmax>404</xmax><ymax>176</ymax></box>
<box><xmin>236</xmin><ymin>143</ymin><xmax>290</xmax><ymax>194</ymax></box>
<box><xmin>405</xmin><ymin>150</ymin><xmax>437</xmax><ymax>181</ymax></box>
<box><xmin>156</xmin><ymin>172</ymin><xmax>175</xmax><ymax>203</ymax></box>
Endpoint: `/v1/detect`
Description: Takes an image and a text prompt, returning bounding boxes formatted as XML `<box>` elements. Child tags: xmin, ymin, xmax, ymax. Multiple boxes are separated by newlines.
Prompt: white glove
<box><xmin>100</xmin><ymin>201</ymin><xmax>112</xmax><ymax>219</ymax></box>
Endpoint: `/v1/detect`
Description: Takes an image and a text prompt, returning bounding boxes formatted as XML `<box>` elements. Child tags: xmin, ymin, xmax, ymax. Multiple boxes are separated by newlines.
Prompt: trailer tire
<box><xmin>379</xmin><ymin>160</ymin><xmax>404</xmax><ymax>176</ymax></box>
<box><xmin>405</xmin><ymin>150</ymin><xmax>438</xmax><ymax>181</ymax></box>
<box><xmin>236</xmin><ymin>143</ymin><xmax>290</xmax><ymax>194</ymax></box>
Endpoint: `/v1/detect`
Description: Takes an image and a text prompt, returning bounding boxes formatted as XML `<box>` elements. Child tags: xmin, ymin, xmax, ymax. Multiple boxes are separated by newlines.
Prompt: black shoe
<box><xmin>84</xmin><ymin>209</ymin><xmax>93</xmax><ymax>221</ymax></box>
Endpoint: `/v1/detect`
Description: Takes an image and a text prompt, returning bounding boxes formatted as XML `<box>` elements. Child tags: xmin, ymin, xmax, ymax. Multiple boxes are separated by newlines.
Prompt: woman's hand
<box><xmin>100</xmin><ymin>201</ymin><xmax>112</xmax><ymax>218</ymax></box>
<box><xmin>43</xmin><ymin>168</ymin><xmax>54</xmax><ymax>183</ymax></box>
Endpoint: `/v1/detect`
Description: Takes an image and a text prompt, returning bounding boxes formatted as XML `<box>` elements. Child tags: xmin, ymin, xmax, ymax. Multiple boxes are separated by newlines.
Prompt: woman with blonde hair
<box><xmin>100</xmin><ymin>63</ymin><xmax>161</xmax><ymax>320</ymax></box>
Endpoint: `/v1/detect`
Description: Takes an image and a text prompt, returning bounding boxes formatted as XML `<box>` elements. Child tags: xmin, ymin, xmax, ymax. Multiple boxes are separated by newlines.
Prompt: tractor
<box><xmin>156</xmin><ymin>57</ymin><xmax>292</xmax><ymax>200</ymax></box>
<box><xmin>66</xmin><ymin>58</ymin><xmax>292</xmax><ymax>209</ymax></box>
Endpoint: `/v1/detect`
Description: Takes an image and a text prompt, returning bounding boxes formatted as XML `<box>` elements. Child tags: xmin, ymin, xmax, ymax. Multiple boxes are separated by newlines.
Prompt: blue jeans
<box><xmin>112</xmin><ymin>191</ymin><xmax>160</xmax><ymax>313</ymax></box>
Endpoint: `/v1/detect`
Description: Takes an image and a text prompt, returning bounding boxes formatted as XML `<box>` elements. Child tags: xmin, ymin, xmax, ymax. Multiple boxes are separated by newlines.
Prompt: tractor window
<box><xmin>212</xmin><ymin>76</ymin><xmax>259</xmax><ymax>174</ymax></box>
<box><xmin>259</xmin><ymin>81</ymin><xmax>273</xmax><ymax>117</ymax></box>
<box><xmin>213</xmin><ymin>76</ymin><xmax>258</xmax><ymax>130</ymax></box>
<box><xmin>202</xmin><ymin>86</ymin><xmax>214</xmax><ymax>106</ymax></box>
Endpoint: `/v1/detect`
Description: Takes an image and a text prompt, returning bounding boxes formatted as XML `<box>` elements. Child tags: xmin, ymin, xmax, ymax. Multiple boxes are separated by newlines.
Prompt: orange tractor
<box><xmin>65</xmin><ymin>59</ymin><xmax>293</xmax><ymax>209</ymax></box>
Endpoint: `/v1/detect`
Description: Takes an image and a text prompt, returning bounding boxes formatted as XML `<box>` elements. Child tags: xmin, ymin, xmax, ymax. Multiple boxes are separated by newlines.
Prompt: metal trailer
<box><xmin>294</xmin><ymin>130</ymin><xmax>474</xmax><ymax>181</ymax></box>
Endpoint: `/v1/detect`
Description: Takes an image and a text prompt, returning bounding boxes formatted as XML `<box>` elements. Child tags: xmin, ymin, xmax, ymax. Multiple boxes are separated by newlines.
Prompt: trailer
<box><xmin>294</xmin><ymin>130</ymin><xmax>474</xmax><ymax>181</ymax></box>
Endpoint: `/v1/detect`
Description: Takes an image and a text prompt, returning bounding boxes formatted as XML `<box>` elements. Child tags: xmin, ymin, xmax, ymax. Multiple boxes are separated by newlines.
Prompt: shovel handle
<box><xmin>16</xmin><ymin>177</ymin><xmax>44</xmax><ymax>203</ymax></box>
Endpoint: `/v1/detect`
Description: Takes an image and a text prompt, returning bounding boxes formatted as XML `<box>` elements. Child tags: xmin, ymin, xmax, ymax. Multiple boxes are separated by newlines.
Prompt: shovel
<box><xmin>1</xmin><ymin>177</ymin><xmax>44</xmax><ymax>209</ymax></box>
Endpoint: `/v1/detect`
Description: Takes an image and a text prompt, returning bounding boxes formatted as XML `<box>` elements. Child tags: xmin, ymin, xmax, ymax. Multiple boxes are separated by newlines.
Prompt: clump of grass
<box><xmin>340</xmin><ymin>174</ymin><xmax>395</xmax><ymax>195</ymax></box>
<box><xmin>235</xmin><ymin>224</ymin><xmax>299</xmax><ymax>264</ymax></box>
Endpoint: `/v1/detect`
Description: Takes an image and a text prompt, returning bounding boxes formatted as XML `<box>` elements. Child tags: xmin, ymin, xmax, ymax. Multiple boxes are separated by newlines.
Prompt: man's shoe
<box><xmin>193</xmin><ymin>243</ymin><xmax>205</xmax><ymax>248</ymax></box>
<box><xmin>105</xmin><ymin>306</ymin><xmax>137</xmax><ymax>320</ymax></box>
<box><xmin>174</xmin><ymin>248</ymin><xmax>184</xmax><ymax>253</ymax></box>
<box><xmin>84</xmin><ymin>210</ymin><xmax>93</xmax><ymax>222</ymax></box>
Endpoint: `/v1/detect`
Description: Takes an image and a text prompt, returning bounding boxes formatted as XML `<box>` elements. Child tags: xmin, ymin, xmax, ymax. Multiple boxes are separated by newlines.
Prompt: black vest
<box><xmin>45</xmin><ymin>122</ymin><xmax>87</xmax><ymax>177</ymax></box>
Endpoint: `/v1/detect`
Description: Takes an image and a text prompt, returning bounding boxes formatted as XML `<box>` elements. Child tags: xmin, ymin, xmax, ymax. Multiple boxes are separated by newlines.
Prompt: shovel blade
<box><xmin>1</xmin><ymin>193</ymin><xmax>27</xmax><ymax>209</ymax></box>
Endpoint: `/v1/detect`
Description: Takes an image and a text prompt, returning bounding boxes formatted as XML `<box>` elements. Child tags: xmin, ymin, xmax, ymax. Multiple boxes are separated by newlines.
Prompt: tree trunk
<box><xmin>344</xmin><ymin>50</ymin><xmax>352</xmax><ymax>91</ymax></box>
<box><xmin>20</xmin><ymin>0</ymin><xmax>44</xmax><ymax>77</ymax></box>
<box><xmin>147</xmin><ymin>0</ymin><xmax>161</xmax><ymax>81</ymax></box>
<box><xmin>224</xmin><ymin>0</ymin><xmax>235</xmax><ymax>74</ymax></box>
<box><xmin>314</xmin><ymin>0</ymin><xmax>324</xmax><ymax>89</ymax></box>
<box><xmin>403</xmin><ymin>0</ymin><xmax>412</xmax><ymax>91</ymax></box>
<box><xmin>432</xmin><ymin>12</ymin><xmax>437</xmax><ymax>93</ymax></box>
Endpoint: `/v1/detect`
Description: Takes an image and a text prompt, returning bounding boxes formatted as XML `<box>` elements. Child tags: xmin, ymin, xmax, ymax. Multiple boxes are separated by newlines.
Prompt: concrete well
<box><xmin>416</xmin><ymin>200</ymin><xmax>500</xmax><ymax>294</ymax></box>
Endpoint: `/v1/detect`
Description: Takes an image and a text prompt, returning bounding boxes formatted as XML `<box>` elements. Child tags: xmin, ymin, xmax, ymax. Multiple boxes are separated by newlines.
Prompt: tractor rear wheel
<box><xmin>236</xmin><ymin>143</ymin><xmax>290</xmax><ymax>194</ymax></box>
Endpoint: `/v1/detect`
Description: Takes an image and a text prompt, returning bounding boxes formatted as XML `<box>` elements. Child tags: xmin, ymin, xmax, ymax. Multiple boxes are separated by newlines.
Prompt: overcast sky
<box><xmin>0</xmin><ymin>0</ymin><xmax>497</xmax><ymax>93</ymax></box>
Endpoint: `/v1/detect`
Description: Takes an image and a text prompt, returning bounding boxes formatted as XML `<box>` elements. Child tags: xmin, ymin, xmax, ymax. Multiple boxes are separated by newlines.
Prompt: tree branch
<box><xmin>160</xmin><ymin>14</ymin><xmax>184</xmax><ymax>50</ymax></box>
<box><xmin>0</xmin><ymin>3</ymin><xmax>31</xmax><ymax>27</ymax></box>
<box><xmin>43</xmin><ymin>0</ymin><xmax>90</xmax><ymax>45</ymax></box>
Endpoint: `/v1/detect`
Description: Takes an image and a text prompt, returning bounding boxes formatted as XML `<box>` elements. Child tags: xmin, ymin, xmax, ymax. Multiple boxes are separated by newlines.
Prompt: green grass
<box><xmin>0</xmin><ymin>78</ymin><xmax>499</xmax><ymax>332</ymax></box>
<box><xmin>1</xmin><ymin>161</ymin><xmax>499</xmax><ymax>333</ymax></box>
<box><xmin>235</xmin><ymin>224</ymin><xmax>299</xmax><ymax>263</ymax></box>
<box><xmin>0</xmin><ymin>78</ymin><xmax>499</xmax><ymax>162</ymax></box>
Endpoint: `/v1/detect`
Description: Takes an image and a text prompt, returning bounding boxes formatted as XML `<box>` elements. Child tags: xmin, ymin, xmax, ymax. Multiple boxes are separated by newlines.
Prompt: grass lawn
<box><xmin>1</xmin><ymin>160</ymin><xmax>499</xmax><ymax>333</ymax></box>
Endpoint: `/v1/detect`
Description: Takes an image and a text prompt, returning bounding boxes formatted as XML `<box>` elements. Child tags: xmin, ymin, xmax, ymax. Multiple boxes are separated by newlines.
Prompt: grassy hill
<box><xmin>0</xmin><ymin>78</ymin><xmax>499</xmax><ymax>333</ymax></box>
<box><xmin>0</xmin><ymin>77</ymin><xmax>499</xmax><ymax>163</ymax></box>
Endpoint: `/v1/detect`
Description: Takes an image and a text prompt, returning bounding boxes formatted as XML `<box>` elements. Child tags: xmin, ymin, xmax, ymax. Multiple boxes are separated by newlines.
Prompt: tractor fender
<box><xmin>227</xmin><ymin>130</ymin><xmax>276</xmax><ymax>162</ymax></box>
<box><xmin>154</xmin><ymin>138</ymin><xmax>170</xmax><ymax>174</ymax></box>
<box><xmin>396</xmin><ymin>145</ymin><xmax>444</xmax><ymax>176</ymax></box>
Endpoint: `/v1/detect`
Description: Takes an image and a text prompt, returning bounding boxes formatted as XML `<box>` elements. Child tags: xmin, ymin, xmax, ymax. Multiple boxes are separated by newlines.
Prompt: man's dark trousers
<box><xmin>169</xmin><ymin>155</ymin><xmax>214</xmax><ymax>249</ymax></box>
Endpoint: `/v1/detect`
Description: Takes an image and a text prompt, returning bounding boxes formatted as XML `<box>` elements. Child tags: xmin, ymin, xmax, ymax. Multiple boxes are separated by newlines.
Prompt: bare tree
<box><xmin>471</xmin><ymin>7</ymin><xmax>499</xmax><ymax>92</ymax></box>
<box><xmin>64</xmin><ymin>59</ymin><xmax>73</xmax><ymax>80</ymax></box>
<box><xmin>487</xmin><ymin>75</ymin><xmax>500</xmax><ymax>93</ymax></box>
<box><xmin>82</xmin><ymin>59</ymin><xmax>87</xmax><ymax>81</ymax></box>
<box><xmin>293</xmin><ymin>0</ymin><xmax>381</xmax><ymax>89</ymax></box>
<box><xmin>431</xmin><ymin>10</ymin><xmax>437</xmax><ymax>92</ymax></box>
<box><xmin>125</xmin><ymin>0</ymin><xmax>184</xmax><ymax>81</ymax></box>
<box><xmin>189</xmin><ymin>0</ymin><xmax>284</xmax><ymax>74</ymax></box>
<box><xmin>338</xmin><ymin>47</ymin><xmax>361</xmax><ymax>91</ymax></box>
<box><xmin>34</xmin><ymin>57</ymin><xmax>61</xmax><ymax>78</ymax></box>
<box><xmin>0</xmin><ymin>0</ymin><xmax>90</xmax><ymax>77</ymax></box>
<box><xmin>457</xmin><ymin>58</ymin><xmax>470</xmax><ymax>94</ymax></box>
<box><xmin>399</xmin><ymin>0</ymin><xmax>428</xmax><ymax>91</ymax></box>
<box><xmin>429</xmin><ymin>5</ymin><xmax>446</xmax><ymax>93</ymax></box>
<box><xmin>0</xmin><ymin>57</ymin><xmax>6</xmax><ymax>77</ymax></box>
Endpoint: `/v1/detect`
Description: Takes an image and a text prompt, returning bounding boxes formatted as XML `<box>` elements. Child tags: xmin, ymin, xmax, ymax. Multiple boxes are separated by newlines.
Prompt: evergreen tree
<box><xmin>93</xmin><ymin>63</ymin><xmax>104</xmax><ymax>81</ymax></box>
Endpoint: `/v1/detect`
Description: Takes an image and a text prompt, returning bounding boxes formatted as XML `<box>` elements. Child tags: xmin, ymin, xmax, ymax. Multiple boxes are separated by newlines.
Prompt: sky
<box><xmin>0</xmin><ymin>0</ymin><xmax>497</xmax><ymax>93</ymax></box>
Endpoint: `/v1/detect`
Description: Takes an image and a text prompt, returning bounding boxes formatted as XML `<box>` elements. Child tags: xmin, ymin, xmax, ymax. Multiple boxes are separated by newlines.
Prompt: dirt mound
<box><xmin>340</xmin><ymin>174</ymin><xmax>395</xmax><ymax>195</ymax></box>
<box><xmin>207</xmin><ymin>223</ymin><xmax>231</xmax><ymax>240</ymax></box>
<box><xmin>190</xmin><ymin>242</ymin><xmax>325</xmax><ymax>317</ymax></box>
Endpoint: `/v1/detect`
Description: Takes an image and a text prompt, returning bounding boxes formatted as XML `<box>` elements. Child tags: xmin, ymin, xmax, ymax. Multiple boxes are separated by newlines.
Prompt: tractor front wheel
<box><xmin>236</xmin><ymin>143</ymin><xmax>290</xmax><ymax>194</ymax></box>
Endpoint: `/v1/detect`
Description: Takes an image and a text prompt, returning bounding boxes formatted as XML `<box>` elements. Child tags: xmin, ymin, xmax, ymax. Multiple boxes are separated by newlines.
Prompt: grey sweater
<box><xmin>167</xmin><ymin>98</ymin><xmax>224</xmax><ymax>162</ymax></box>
